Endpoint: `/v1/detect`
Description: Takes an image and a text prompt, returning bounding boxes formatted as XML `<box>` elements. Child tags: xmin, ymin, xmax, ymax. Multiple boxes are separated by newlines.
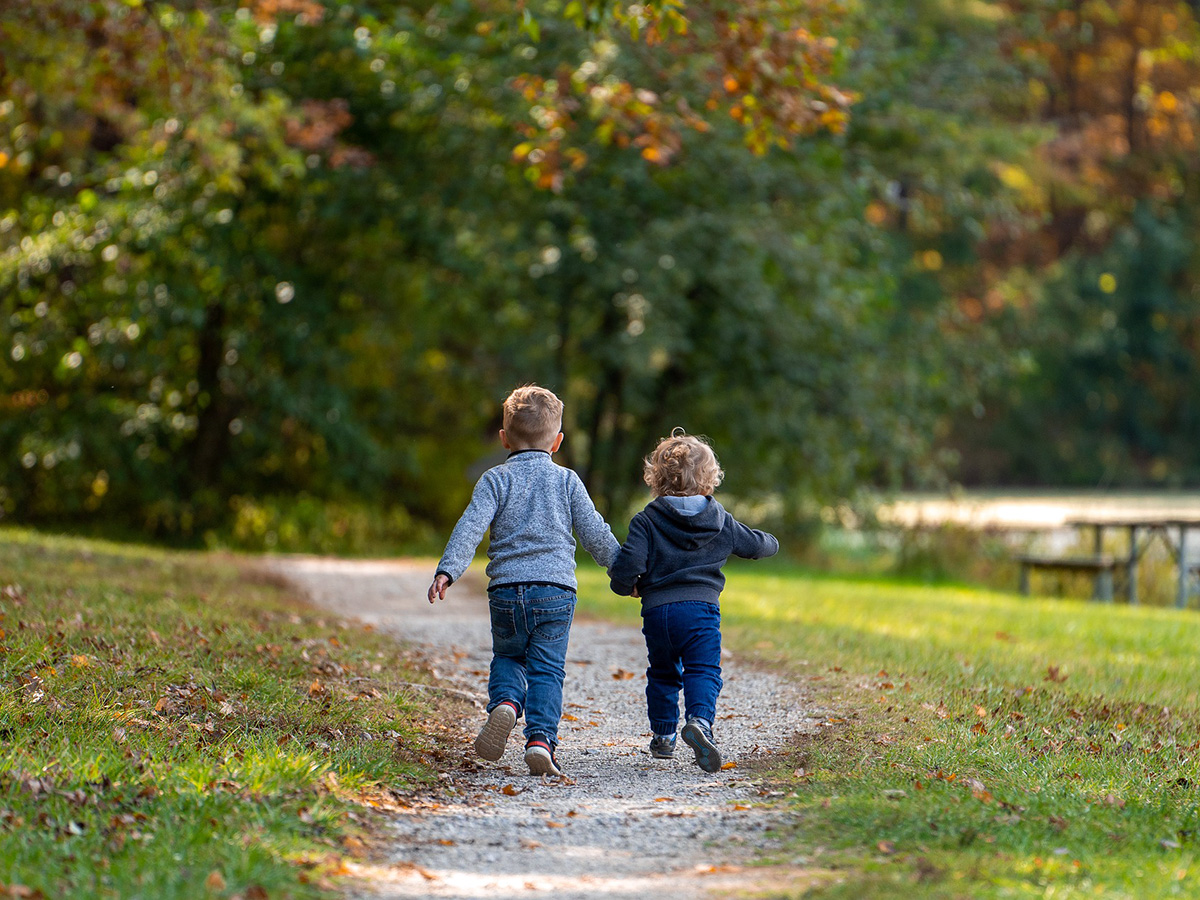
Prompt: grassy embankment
<box><xmin>577</xmin><ymin>560</ymin><xmax>1200</xmax><ymax>899</ymax></box>
<box><xmin>0</xmin><ymin>529</ymin><xmax>439</xmax><ymax>899</ymax></box>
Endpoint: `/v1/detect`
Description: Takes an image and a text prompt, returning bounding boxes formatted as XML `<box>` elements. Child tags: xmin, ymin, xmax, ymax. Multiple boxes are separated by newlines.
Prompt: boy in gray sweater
<box><xmin>427</xmin><ymin>385</ymin><xmax>619</xmax><ymax>776</ymax></box>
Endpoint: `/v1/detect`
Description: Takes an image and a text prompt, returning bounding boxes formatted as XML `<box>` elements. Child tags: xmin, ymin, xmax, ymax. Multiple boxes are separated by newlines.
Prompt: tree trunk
<box><xmin>188</xmin><ymin>299</ymin><xmax>234</xmax><ymax>491</ymax></box>
<box><xmin>1124</xmin><ymin>40</ymin><xmax>1141</xmax><ymax>155</ymax></box>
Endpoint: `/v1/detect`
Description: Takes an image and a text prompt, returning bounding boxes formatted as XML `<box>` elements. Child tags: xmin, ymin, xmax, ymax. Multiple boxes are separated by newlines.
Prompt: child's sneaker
<box><xmin>474</xmin><ymin>701</ymin><xmax>518</xmax><ymax>761</ymax></box>
<box><xmin>649</xmin><ymin>733</ymin><xmax>677</xmax><ymax>759</ymax></box>
<box><xmin>524</xmin><ymin>738</ymin><xmax>563</xmax><ymax>776</ymax></box>
<box><xmin>681</xmin><ymin>717</ymin><xmax>722</xmax><ymax>773</ymax></box>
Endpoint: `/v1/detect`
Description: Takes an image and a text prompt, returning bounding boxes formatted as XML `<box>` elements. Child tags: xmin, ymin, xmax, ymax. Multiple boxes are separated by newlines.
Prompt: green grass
<box><xmin>0</xmin><ymin>528</ymin><xmax>439</xmax><ymax>899</ymax></box>
<box><xmin>576</xmin><ymin>559</ymin><xmax>1200</xmax><ymax>898</ymax></box>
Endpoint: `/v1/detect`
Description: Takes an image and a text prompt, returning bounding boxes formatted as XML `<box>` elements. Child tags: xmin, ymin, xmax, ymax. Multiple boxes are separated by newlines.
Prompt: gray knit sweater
<box><xmin>435</xmin><ymin>450</ymin><xmax>620</xmax><ymax>591</ymax></box>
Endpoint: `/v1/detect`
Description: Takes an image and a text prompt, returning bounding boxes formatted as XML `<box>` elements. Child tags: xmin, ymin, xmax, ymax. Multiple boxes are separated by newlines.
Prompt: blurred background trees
<box><xmin>1</xmin><ymin>0</ymin><xmax>1197</xmax><ymax>551</ymax></box>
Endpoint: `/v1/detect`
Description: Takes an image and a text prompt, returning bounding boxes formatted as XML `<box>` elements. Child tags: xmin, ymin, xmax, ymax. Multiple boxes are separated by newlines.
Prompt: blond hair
<box><xmin>502</xmin><ymin>385</ymin><xmax>564</xmax><ymax>449</ymax></box>
<box><xmin>643</xmin><ymin>428</ymin><xmax>724</xmax><ymax>497</ymax></box>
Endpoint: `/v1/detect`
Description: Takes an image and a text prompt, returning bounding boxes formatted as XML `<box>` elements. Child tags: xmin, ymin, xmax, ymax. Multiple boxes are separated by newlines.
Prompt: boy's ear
<box><xmin>499</xmin><ymin>429</ymin><xmax>513</xmax><ymax>450</ymax></box>
<box><xmin>551</xmin><ymin>432</ymin><xmax>564</xmax><ymax>452</ymax></box>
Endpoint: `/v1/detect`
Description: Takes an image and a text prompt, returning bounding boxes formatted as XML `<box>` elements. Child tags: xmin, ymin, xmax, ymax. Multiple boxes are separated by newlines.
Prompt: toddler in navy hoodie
<box><xmin>609</xmin><ymin>429</ymin><xmax>778</xmax><ymax>772</ymax></box>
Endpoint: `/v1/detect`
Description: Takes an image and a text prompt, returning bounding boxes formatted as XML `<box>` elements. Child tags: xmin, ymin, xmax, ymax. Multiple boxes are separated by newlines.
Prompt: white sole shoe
<box><xmin>524</xmin><ymin>743</ymin><xmax>563</xmax><ymax>776</ymax></box>
<box><xmin>474</xmin><ymin>704</ymin><xmax>517</xmax><ymax>761</ymax></box>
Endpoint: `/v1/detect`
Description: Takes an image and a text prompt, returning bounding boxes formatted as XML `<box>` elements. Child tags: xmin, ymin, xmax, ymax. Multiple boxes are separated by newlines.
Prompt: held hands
<box><xmin>427</xmin><ymin>573</ymin><xmax>451</xmax><ymax>604</ymax></box>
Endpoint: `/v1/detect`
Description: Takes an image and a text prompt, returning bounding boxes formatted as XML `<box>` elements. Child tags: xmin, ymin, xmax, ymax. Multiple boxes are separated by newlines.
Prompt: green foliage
<box><xmin>952</xmin><ymin>204</ymin><xmax>1200</xmax><ymax>487</ymax></box>
<box><xmin>216</xmin><ymin>494</ymin><xmax>435</xmax><ymax>554</ymax></box>
<box><xmin>0</xmin><ymin>527</ymin><xmax>436</xmax><ymax>897</ymax></box>
<box><xmin>0</xmin><ymin>0</ymin><xmax>1037</xmax><ymax>545</ymax></box>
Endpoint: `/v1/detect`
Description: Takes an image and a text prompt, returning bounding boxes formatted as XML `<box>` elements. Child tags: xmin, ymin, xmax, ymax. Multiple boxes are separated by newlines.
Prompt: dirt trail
<box><xmin>273</xmin><ymin>557</ymin><xmax>826</xmax><ymax>899</ymax></box>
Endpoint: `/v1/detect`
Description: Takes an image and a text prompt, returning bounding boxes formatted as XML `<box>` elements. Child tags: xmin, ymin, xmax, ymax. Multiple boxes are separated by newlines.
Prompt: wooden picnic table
<box><xmin>1064</xmin><ymin>515</ymin><xmax>1200</xmax><ymax>607</ymax></box>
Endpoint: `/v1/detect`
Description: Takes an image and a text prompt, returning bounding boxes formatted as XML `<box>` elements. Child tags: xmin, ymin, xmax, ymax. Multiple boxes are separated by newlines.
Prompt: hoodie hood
<box><xmin>645</xmin><ymin>496</ymin><xmax>724</xmax><ymax>551</ymax></box>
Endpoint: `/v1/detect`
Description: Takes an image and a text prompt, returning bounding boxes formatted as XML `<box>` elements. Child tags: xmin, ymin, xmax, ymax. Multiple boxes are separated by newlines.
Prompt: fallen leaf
<box><xmin>654</xmin><ymin>797</ymin><xmax>675</xmax><ymax>802</ymax></box>
<box><xmin>205</xmin><ymin>871</ymin><xmax>226</xmax><ymax>890</ymax></box>
<box><xmin>720</xmin><ymin>761</ymin><xmax>737</xmax><ymax>770</ymax></box>
<box><xmin>878</xmin><ymin>840</ymin><xmax>896</xmax><ymax>854</ymax></box>
<box><xmin>500</xmin><ymin>784</ymin><xmax>522</xmax><ymax>796</ymax></box>
<box><xmin>611</xmin><ymin>668</ymin><xmax>637</xmax><ymax>680</ymax></box>
<box><xmin>562</xmin><ymin>714</ymin><xmax>578</xmax><ymax>721</ymax></box>
<box><xmin>1</xmin><ymin>583</ymin><xmax>27</xmax><ymax>602</ymax></box>
<box><xmin>309</xmin><ymin>680</ymin><xmax>325</xmax><ymax>696</ymax></box>
<box><xmin>245</xmin><ymin>887</ymin><xmax>269</xmax><ymax>900</ymax></box>
<box><xmin>70</xmin><ymin>655</ymin><xmax>90</xmax><ymax>668</ymax></box>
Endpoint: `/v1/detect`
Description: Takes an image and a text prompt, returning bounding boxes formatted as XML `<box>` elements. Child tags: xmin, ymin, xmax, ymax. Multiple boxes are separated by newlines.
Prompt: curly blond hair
<box><xmin>502</xmin><ymin>384</ymin><xmax>564</xmax><ymax>449</ymax></box>
<box><xmin>643</xmin><ymin>428</ymin><xmax>724</xmax><ymax>497</ymax></box>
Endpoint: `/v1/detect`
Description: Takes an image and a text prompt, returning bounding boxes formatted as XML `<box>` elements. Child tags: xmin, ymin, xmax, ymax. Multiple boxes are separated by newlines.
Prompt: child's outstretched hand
<box><xmin>427</xmin><ymin>573</ymin><xmax>451</xmax><ymax>604</ymax></box>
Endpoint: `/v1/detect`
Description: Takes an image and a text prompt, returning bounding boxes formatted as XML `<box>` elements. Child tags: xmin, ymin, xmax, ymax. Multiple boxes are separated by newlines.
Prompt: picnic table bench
<box><xmin>1017</xmin><ymin>516</ymin><xmax>1200</xmax><ymax>607</ymax></box>
<box><xmin>1016</xmin><ymin>554</ymin><xmax>1118</xmax><ymax>602</ymax></box>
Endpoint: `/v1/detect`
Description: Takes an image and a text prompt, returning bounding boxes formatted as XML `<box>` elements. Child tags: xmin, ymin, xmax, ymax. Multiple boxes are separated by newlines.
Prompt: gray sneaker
<box><xmin>474</xmin><ymin>702</ymin><xmax>518</xmax><ymax>761</ymax></box>
<box><xmin>681</xmin><ymin>717</ymin><xmax>722</xmax><ymax>773</ymax></box>
<box><xmin>649</xmin><ymin>733</ymin><xmax>677</xmax><ymax>759</ymax></box>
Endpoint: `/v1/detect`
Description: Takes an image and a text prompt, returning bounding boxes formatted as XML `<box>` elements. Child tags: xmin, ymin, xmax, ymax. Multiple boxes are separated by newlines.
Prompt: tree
<box><xmin>945</xmin><ymin>0</ymin><xmax>1200</xmax><ymax>487</ymax></box>
<box><xmin>1</xmin><ymin>0</ymin><xmax>1033</xmax><ymax>543</ymax></box>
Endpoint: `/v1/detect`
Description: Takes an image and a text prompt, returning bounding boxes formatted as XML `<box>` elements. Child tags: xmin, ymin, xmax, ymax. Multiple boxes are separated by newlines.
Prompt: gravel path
<box><xmin>273</xmin><ymin>557</ymin><xmax>822</xmax><ymax>899</ymax></box>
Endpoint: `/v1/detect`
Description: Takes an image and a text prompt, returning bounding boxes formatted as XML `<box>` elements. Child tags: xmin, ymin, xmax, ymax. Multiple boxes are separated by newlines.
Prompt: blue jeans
<box><xmin>641</xmin><ymin>600</ymin><xmax>723</xmax><ymax>735</ymax></box>
<box><xmin>486</xmin><ymin>584</ymin><xmax>576</xmax><ymax>748</ymax></box>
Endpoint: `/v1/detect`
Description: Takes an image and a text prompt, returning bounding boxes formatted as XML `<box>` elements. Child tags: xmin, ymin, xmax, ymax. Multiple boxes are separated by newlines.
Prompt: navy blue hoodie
<box><xmin>609</xmin><ymin>497</ymin><xmax>779</xmax><ymax>613</ymax></box>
